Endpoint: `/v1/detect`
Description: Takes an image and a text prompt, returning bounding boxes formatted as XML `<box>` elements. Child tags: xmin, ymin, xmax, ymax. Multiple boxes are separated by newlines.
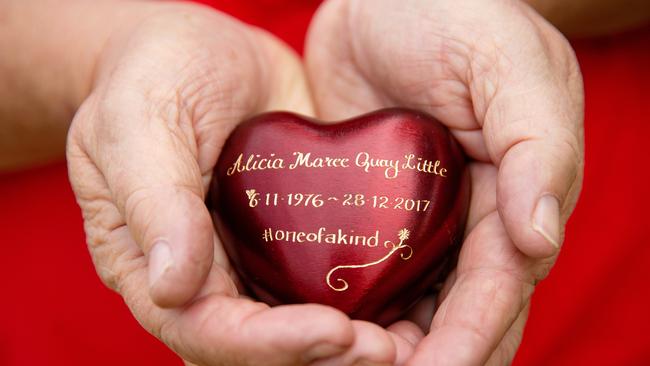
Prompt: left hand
<box><xmin>304</xmin><ymin>0</ymin><xmax>585</xmax><ymax>364</ymax></box>
<box><xmin>65</xmin><ymin>2</ymin><xmax>413</xmax><ymax>364</ymax></box>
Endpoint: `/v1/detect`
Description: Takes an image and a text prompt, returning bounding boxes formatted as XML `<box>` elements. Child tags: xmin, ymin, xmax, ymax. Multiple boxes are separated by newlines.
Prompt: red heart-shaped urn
<box><xmin>210</xmin><ymin>108</ymin><xmax>469</xmax><ymax>325</ymax></box>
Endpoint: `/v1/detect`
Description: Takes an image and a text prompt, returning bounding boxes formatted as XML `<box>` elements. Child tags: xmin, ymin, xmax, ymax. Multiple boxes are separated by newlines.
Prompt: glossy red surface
<box><xmin>210</xmin><ymin>108</ymin><xmax>469</xmax><ymax>325</ymax></box>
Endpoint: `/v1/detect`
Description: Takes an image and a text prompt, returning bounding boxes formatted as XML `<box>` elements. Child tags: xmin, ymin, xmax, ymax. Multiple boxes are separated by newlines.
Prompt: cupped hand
<box><xmin>305</xmin><ymin>0</ymin><xmax>584</xmax><ymax>364</ymax></box>
<box><xmin>67</xmin><ymin>2</ymin><xmax>411</xmax><ymax>365</ymax></box>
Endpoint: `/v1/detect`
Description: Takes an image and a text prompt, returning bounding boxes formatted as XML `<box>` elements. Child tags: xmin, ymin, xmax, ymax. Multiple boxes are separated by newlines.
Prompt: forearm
<box><xmin>525</xmin><ymin>0</ymin><xmax>650</xmax><ymax>37</ymax></box>
<box><xmin>0</xmin><ymin>0</ymin><xmax>151</xmax><ymax>170</ymax></box>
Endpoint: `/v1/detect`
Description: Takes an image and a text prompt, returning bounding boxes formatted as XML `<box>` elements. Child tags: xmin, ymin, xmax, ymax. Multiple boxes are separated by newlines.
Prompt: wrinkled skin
<box><xmin>67</xmin><ymin>0</ymin><xmax>583</xmax><ymax>365</ymax></box>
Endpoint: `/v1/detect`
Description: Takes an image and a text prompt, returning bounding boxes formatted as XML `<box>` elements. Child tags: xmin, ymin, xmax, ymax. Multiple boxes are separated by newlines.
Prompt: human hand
<box><xmin>67</xmin><ymin>2</ymin><xmax>414</xmax><ymax>365</ymax></box>
<box><xmin>305</xmin><ymin>0</ymin><xmax>584</xmax><ymax>364</ymax></box>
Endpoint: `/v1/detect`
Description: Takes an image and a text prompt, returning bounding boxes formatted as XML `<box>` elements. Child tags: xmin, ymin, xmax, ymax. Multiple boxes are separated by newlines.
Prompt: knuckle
<box><xmin>67</xmin><ymin>95</ymin><xmax>104</xmax><ymax>161</ymax></box>
<box><xmin>122</xmin><ymin>185</ymin><xmax>206</xmax><ymax>249</ymax></box>
<box><xmin>77</xmin><ymin>198</ymin><xmax>132</xmax><ymax>292</ymax></box>
<box><xmin>123</xmin><ymin>187</ymin><xmax>158</xmax><ymax>247</ymax></box>
<box><xmin>155</xmin><ymin>310</ymin><xmax>177</xmax><ymax>344</ymax></box>
<box><xmin>86</xmin><ymin>234</ymin><xmax>121</xmax><ymax>291</ymax></box>
<box><xmin>555</xmin><ymin>127</ymin><xmax>583</xmax><ymax>164</ymax></box>
<box><xmin>553</xmin><ymin>128</ymin><xmax>584</xmax><ymax>184</ymax></box>
<box><xmin>532</xmin><ymin>256</ymin><xmax>557</xmax><ymax>282</ymax></box>
<box><xmin>84</xmin><ymin>224</ymin><xmax>142</xmax><ymax>295</ymax></box>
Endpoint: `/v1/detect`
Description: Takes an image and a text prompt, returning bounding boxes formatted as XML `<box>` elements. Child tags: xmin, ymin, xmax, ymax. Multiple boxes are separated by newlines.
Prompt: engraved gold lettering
<box><xmin>403</xmin><ymin>154</ymin><xmax>416</xmax><ymax>170</ymax></box>
<box><xmin>227</xmin><ymin>151</ymin><xmax>449</xmax><ymax>179</ymax></box>
<box><xmin>261</xmin><ymin>226</ymin><xmax>380</xmax><ymax>247</ymax></box>
<box><xmin>355</xmin><ymin>152</ymin><xmax>400</xmax><ymax>179</ymax></box>
<box><xmin>227</xmin><ymin>153</ymin><xmax>285</xmax><ymax>176</ymax></box>
<box><xmin>326</xmin><ymin>229</ymin><xmax>413</xmax><ymax>292</ymax></box>
<box><xmin>247</xmin><ymin>189</ymin><xmax>433</xmax><ymax>212</ymax></box>
<box><xmin>226</xmin><ymin>153</ymin><xmax>244</xmax><ymax>176</ymax></box>
<box><xmin>402</xmin><ymin>153</ymin><xmax>447</xmax><ymax>178</ymax></box>
<box><xmin>289</xmin><ymin>152</ymin><xmax>350</xmax><ymax>169</ymax></box>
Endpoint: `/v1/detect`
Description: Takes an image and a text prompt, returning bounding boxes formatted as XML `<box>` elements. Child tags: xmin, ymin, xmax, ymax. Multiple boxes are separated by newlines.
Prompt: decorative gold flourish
<box><xmin>326</xmin><ymin>228</ymin><xmax>414</xmax><ymax>292</ymax></box>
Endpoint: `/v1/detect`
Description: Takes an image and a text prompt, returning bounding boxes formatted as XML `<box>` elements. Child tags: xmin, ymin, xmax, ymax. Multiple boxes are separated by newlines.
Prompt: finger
<box><xmin>78</xmin><ymin>78</ymin><xmax>218</xmax><ymax>308</ymax></box>
<box><xmin>399</xmin><ymin>162</ymin><xmax>495</xmax><ymax>334</ymax></box>
<box><xmin>73</xmin><ymin>50</ymin><xmax>214</xmax><ymax>309</ymax></box>
<box><xmin>400</xmin><ymin>163</ymin><xmax>539</xmax><ymax>364</ymax></box>
<box><xmin>403</xmin><ymin>295</ymin><xmax>437</xmax><ymax>333</ymax></box>
<box><xmin>313</xmin><ymin>321</ymin><xmax>396</xmax><ymax>366</ymax></box>
<box><xmin>466</xmin><ymin>162</ymin><xmax>498</xmax><ymax>235</ymax></box>
<box><xmin>387</xmin><ymin>330</ymin><xmax>418</xmax><ymax>366</ymax></box>
<box><xmin>437</xmin><ymin>270</ymin><xmax>457</xmax><ymax>308</ymax></box>
<box><xmin>387</xmin><ymin>320</ymin><xmax>425</xmax><ymax>348</ymax></box>
<box><xmin>70</xmin><ymin>6</ymin><xmax>314</xmax><ymax>308</ymax></box>
<box><xmin>401</xmin><ymin>163</ymin><xmax>495</xmax><ymax>329</ymax></box>
<box><xmin>102</xmin><ymin>225</ymin><xmax>353</xmax><ymax>366</ymax></box>
<box><xmin>479</xmin><ymin>3</ymin><xmax>585</xmax><ymax>257</ymax></box>
<box><xmin>491</xmin><ymin>78</ymin><xmax>584</xmax><ymax>259</ymax></box>
<box><xmin>485</xmin><ymin>302</ymin><xmax>530</xmax><ymax>366</ymax></box>
<box><xmin>406</xmin><ymin>212</ymin><xmax>535</xmax><ymax>366</ymax></box>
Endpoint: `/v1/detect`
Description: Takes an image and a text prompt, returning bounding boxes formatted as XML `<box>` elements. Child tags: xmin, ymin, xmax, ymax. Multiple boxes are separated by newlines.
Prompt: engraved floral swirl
<box><xmin>326</xmin><ymin>228</ymin><xmax>414</xmax><ymax>292</ymax></box>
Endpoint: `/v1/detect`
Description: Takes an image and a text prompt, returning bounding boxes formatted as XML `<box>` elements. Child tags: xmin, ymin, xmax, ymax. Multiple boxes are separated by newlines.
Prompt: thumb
<box><xmin>491</xmin><ymin>83</ymin><xmax>585</xmax><ymax>258</ymax></box>
<box><xmin>479</xmin><ymin>13</ymin><xmax>585</xmax><ymax>259</ymax></box>
<box><xmin>77</xmin><ymin>88</ymin><xmax>215</xmax><ymax>308</ymax></box>
<box><xmin>71</xmin><ymin>5</ymin><xmax>317</xmax><ymax>308</ymax></box>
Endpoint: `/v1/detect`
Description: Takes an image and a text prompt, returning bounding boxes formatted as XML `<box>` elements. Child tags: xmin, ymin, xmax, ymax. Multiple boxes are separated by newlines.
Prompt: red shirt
<box><xmin>1</xmin><ymin>1</ymin><xmax>648</xmax><ymax>364</ymax></box>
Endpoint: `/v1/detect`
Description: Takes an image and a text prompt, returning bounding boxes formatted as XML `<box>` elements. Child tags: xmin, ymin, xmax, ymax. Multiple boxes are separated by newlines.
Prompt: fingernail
<box><xmin>532</xmin><ymin>195</ymin><xmax>561</xmax><ymax>249</ymax></box>
<box><xmin>149</xmin><ymin>241</ymin><xmax>173</xmax><ymax>288</ymax></box>
<box><xmin>304</xmin><ymin>343</ymin><xmax>346</xmax><ymax>362</ymax></box>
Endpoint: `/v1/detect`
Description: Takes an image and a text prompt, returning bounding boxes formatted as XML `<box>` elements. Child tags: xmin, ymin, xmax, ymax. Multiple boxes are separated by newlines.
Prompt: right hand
<box><xmin>66</xmin><ymin>2</ymin><xmax>412</xmax><ymax>365</ymax></box>
<box><xmin>304</xmin><ymin>0</ymin><xmax>584</xmax><ymax>364</ymax></box>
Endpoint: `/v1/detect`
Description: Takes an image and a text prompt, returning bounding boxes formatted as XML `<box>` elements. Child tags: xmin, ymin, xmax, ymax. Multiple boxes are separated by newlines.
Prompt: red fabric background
<box><xmin>1</xmin><ymin>1</ymin><xmax>649</xmax><ymax>365</ymax></box>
